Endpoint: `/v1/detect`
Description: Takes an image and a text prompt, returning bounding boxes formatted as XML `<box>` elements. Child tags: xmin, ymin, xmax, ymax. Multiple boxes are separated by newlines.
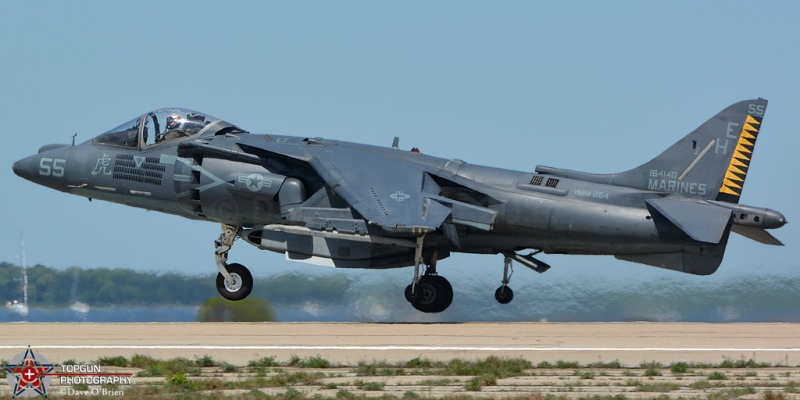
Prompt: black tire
<box><xmin>404</xmin><ymin>283</ymin><xmax>419</xmax><ymax>303</ymax></box>
<box><xmin>409</xmin><ymin>278</ymin><xmax>435</xmax><ymax>313</ymax></box>
<box><xmin>495</xmin><ymin>285</ymin><xmax>514</xmax><ymax>304</ymax></box>
<box><xmin>428</xmin><ymin>275</ymin><xmax>453</xmax><ymax>312</ymax></box>
<box><xmin>216</xmin><ymin>263</ymin><xmax>253</xmax><ymax>301</ymax></box>
<box><xmin>408</xmin><ymin>275</ymin><xmax>454</xmax><ymax>313</ymax></box>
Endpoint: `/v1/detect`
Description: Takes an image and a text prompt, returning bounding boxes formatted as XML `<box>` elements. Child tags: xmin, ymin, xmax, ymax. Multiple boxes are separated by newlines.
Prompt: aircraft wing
<box><xmin>236</xmin><ymin>136</ymin><xmax>498</xmax><ymax>235</ymax></box>
<box><xmin>309</xmin><ymin>145</ymin><xmax>453</xmax><ymax>234</ymax></box>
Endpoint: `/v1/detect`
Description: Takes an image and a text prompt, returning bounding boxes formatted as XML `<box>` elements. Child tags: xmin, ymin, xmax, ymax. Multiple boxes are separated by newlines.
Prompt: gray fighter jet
<box><xmin>13</xmin><ymin>100</ymin><xmax>786</xmax><ymax>313</ymax></box>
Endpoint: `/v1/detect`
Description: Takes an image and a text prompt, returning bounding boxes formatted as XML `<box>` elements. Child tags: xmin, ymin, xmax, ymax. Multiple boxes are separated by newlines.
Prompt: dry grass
<box><xmin>2</xmin><ymin>356</ymin><xmax>798</xmax><ymax>399</ymax></box>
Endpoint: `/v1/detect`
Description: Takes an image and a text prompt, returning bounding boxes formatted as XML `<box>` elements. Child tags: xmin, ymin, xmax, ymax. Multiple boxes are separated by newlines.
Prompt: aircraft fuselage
<box><xmin>13</xmin><ymin>100</ymin><xmax>786</xmax><ymax>312</ymax></box>
<box><xmin>15</xmin><ymin>134</ymin><xmax>724</xmax><ymax>257</ymax></box>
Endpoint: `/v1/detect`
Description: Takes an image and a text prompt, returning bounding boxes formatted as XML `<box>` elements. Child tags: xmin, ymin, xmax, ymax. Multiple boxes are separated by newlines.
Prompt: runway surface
<box><xmin>1</xmin><ymin>323</ymin><xmax>798</xmax><ymax>366</ymax></box>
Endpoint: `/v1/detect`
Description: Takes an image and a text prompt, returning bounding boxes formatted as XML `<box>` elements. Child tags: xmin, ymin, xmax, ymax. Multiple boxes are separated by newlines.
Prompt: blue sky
<box><xmin>1</xmin><ymin>2</ymin><xmax>797</xmax><ymax>292</ymax></box>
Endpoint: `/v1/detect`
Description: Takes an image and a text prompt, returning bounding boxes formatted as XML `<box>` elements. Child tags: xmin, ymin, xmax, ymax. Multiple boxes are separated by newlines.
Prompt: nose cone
<box><xmin>12</xmin><ymin>155</ymin><xmax>37</xmax><ymax>182</ymax></box>
<box><xmin>13</xmin><ymin>147</ymin><xmax>71</xmax><ymax>192</ymax></box>
<box><xmin>12</xmin><ymin>159</ymin><xmax>21</xmax><ymax>177</ymax></box>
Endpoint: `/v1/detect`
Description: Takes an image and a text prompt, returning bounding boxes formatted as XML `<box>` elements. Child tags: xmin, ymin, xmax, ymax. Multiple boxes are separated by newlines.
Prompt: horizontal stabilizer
<box><xmin>616</xmin><ymin>225</ymin><xmax>731</xmax><ymax>275</ymax></box>
<box><xmin>646</xmin><ymin>197</ymin><xmax>732</xmax><ymax>244</ymax></box>
<box><xmin>616</xmin><ymin>248</ymin><xmax>723</xmax><ymax>276</ymax></box>
<box><xmin>731</xmin><ymin>225</ymin><xmax>784</xmax><ymax>246</ymax></box>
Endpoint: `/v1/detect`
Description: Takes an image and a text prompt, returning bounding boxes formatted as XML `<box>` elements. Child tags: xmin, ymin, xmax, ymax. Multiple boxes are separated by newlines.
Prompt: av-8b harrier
<box><xmin>13</xmin><ymin>99</ymin><xmax>786</xmax><ymax>313</ymax></box>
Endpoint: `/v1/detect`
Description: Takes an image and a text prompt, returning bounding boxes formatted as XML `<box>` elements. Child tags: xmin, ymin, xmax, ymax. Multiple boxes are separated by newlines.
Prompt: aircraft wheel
<box><xmin>407</xmin><ymin>275</ymin><xmax>453</xmax><ymax>313</ymax></box>
<box><xmin>494</xmin><ymin>285</ymin><xmax>514</xmax><ymax>304</ymax></box>
<box><xmin>404</xmin><ymin>284</ymin><xmax>418</xmax><ymax>303</ymax></box>
<box><xmin>407</xmin><ymin>279</ymin><xmax>434</xmax><ymax>312</ymax></box>
<box><xmin>216</xmin><ymin>263</ymin><xmax>253</xmax><ymax>301</ymax></box>
<box><xmin>428</xmin><ymin>275</ymin><xmax>453</xmax><ymax>312</ymax></box>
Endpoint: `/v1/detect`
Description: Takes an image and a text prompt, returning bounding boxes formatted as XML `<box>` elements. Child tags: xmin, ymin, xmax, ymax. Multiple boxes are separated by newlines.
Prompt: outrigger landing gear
<box><xmin>404</xmin><ymin>237</ymin><xmax>453</xmax><ymax>313</ymax></box>
<box><xmin>214</xmin><ymin>224</ymin><xmax>253</xmax><ymax>301</ymax></box>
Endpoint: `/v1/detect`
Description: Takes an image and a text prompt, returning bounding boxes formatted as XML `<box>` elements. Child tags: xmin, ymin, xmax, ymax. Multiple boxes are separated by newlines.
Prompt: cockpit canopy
<box><xmin>93</xmin><ymin>108</ymin><xmax>245</xmax><ymax>148</ymax></box>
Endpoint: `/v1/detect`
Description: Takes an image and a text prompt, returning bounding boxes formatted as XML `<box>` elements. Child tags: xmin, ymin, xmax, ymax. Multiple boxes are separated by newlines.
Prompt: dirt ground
<box><xmin>2</xmin><ymin>322</ymin><xmax>798</xmax><ymax>398</ymax></box>
<box><xmin>3</xmin><ymin>363</ymin><xmax>798</xmax><ymax>399</ymax></box>
<box><xmin>1</xmin><ymin>322</ymin><xmax>798</xmax><ymax>365</ymax></box>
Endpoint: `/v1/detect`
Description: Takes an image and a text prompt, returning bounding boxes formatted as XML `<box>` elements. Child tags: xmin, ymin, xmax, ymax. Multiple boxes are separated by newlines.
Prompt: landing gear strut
<box><xmin>405</xmin><ymin>237</ymin><xmax>452</xmax><ymax>313</ymax></box>
<box><xmin>495</xmin><ymin>256</ymin><xmax>514</xmax><ymax>304</ymax></box>
<box><xmin>214</xmin><ymin>224</ymin><xmax>253</xmax><ymax>301</ymax></box>
<box><xmin>495</xmin><ymin>250</ymin><xmax>551</xmax><ymax>305</ymax></box>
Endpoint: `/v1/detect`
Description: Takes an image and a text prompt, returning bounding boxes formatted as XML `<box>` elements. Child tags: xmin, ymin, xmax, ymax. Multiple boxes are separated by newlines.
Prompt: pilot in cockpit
<box><xmin>161</xmin><ymin>113</ymin><xmax>190</xmax><ymax>142</ymax></box>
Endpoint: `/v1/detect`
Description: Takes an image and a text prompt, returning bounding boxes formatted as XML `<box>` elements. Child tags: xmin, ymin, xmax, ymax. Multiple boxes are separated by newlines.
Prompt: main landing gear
<box><xmin>402</xmin><ymin>240</ymin><xmax>553</xmax><ymax>312</ymax></box>
<box><xmin>214</xmin><ymin>224</ymin><xmax>253</xmax><ymax>301</ymax></box>
<box><xmin>404</xmin><ymin>237</ymin><xmax>453</xmax><ymax>313</ymax></box>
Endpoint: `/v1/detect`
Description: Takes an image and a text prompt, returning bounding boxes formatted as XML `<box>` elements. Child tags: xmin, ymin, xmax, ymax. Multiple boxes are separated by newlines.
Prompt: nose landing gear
<box><xmin>215</xmin><ymin>263</ymin><xmax>253</xmax><ymax>301</ymax></box>
<box><xmin>214</xmin><ymin>224</ymin><xmax>253</xmax><ymax>301</ymax></box>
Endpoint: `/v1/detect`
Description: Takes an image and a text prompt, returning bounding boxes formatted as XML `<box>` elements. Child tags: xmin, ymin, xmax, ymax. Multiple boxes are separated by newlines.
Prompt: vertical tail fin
<box><xmin>614</xmin><ymin>98</ymin><xmax>767</xmax><ymax>203</ymax></box>
<box><xmin>535</xmin><ymin>99</ymin><xmax>768</xmax><ymax>203</ymax></box>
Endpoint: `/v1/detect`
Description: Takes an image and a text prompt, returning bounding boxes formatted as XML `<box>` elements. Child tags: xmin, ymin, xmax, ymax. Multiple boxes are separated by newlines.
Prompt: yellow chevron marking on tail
<box><xmin>728</xmin><ymin>165</ymin><xmax>747</xmax><ymax>177</ymax></box>
<box><xmin>746</xmin><ymin>115</ymin><xmax>761</xmax><ymax>125</ymax></box>
<box><xmin>718</xmin><ymin>114</ymin><xmax>762</xmax><ymax>197</ymax></box>
<box><xmin>731</xmin><ymin>158</ymin><xmax>748</xmax><ymax>168</ymax></box>
<box><xmin>734</xmin><ymin>144</ymin><xmax>752</xmax><ymax>159</ymax></box>
<box><xmin>723</xmin><ymin>172</ymin><xmax>743</xmax><ymax>185</ymax></box>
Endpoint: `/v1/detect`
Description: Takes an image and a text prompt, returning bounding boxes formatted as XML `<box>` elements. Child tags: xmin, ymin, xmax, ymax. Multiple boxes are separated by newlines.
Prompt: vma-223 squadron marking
<box><xmin>13</xmin><ymin>101</ymin><xmax>786</xmax><ymax>313</ymax></box>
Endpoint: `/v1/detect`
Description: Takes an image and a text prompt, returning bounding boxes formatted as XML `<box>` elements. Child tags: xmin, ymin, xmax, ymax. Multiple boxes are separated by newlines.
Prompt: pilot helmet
<box><xmin>166</xmin><ymin>113</ymin><xmax>182</xmax><ymax>130</ymax></box>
